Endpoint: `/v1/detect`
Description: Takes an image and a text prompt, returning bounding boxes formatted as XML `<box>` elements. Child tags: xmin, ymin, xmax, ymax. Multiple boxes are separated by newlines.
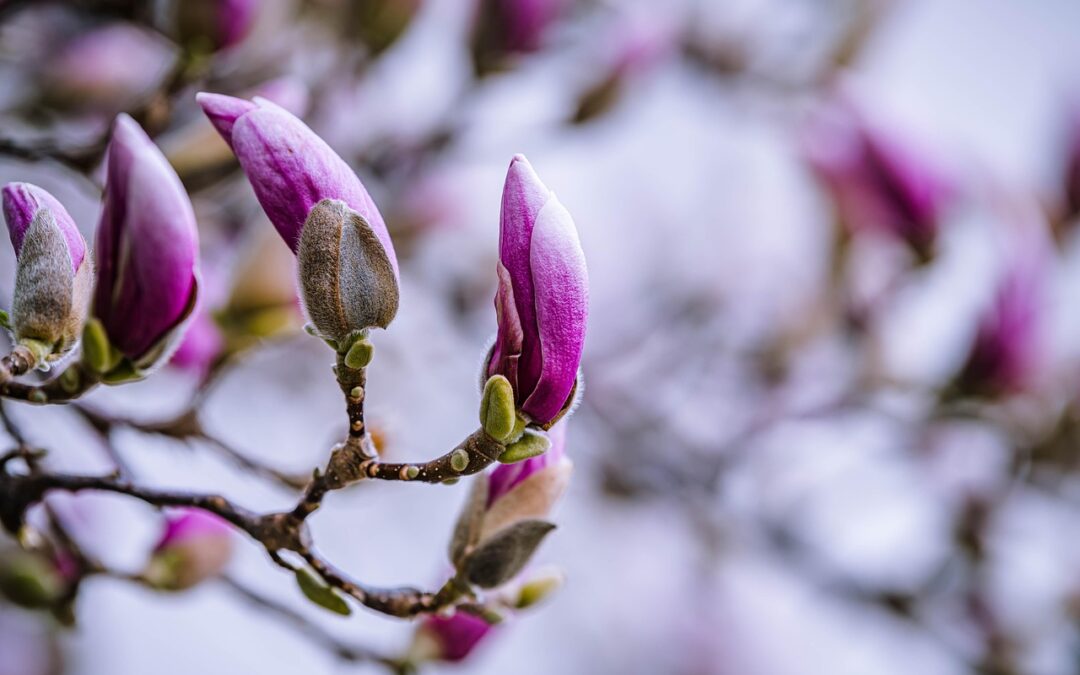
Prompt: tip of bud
<box><xmin>196</xmin><ymin>92</ymin><xmax>257</xmax><ymax>146</ymax></box>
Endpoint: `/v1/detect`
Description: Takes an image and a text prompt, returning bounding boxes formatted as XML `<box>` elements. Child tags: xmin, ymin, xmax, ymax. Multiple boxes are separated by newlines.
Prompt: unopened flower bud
<box><xmin>173</xmin><ymin>0</ymin><xmax>259</xmax><ymax>52</ymax></box>
<box><xmin>197</xmin><ymin>93</ymin><xmax>400</xmax><ymax>343</ymax></box>
<box><xmin>415</xmin><ymin>610</ymin><xmax>494</xmax><ymax>663</ymax></box>
<box><xmin>40</xmin><ymin>22</ymin><xmax>177</xmax><ymax>113</ymax></box>
<box><xmin>471</xmin><ymin>0</ymin><xmax>569</xmax><ymax>73</ymax></box>
<box><xmin>2</xmin><ymin>183</ymin><xmax>92</xmax><ymax>365</ymax></box>
<box><xmin>802</xmin><ymin>99</ymin><xmax>952</xmax><ymax>261</ymax></box>
<box><xmin>145</xmin><ymin>509</ymin><xmax>233</xmax><ymax>591</ymax></box>
<box><xmin>487</xmin><ymin>155</ymin><xmax>587</xmax><ymax>426</ymax></box>
<box><xmin>93</xmin><ymin>115</ymin><xmax>200</xmax><ymax>378</ymax></box>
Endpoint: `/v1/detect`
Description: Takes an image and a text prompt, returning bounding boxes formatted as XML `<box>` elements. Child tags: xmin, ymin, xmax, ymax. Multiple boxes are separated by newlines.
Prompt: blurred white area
<box><xmin>3</xmin><ymin>0</ymin><xmax>1080</xmax><ymax>674</ymax></box>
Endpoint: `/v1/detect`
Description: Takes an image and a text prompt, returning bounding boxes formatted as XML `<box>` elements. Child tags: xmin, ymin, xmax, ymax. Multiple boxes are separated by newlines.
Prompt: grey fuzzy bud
<box><xmin>297</xmin><ymin>199</ymin><xmax>399</xmax><ymax>345</ymax></box>
<box><xmin>12</xmin><ymin>210</ymin><xmax>91</xmax><ymax>358</ymax></box>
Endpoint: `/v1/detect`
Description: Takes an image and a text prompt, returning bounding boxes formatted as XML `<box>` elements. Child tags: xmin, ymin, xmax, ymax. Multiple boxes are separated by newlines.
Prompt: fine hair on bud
<box><xmin>12</xmin><ymin>210</ymin><xmax>92</xmax><ymax>357</ymax></box>
<box><xmin>298</xmin><ymin>199</ymin><xmax>399</xmax><ymax>345</ymax></box>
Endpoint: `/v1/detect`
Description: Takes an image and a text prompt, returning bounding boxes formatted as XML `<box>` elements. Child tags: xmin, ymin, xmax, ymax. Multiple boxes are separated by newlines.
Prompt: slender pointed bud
<box><xmin>40</xmin><ymin>22</ymin><xmax>177</xmax><ymax>113</ymax></box>
<box><xmin>93</xmin><ymin>115</ymin><xmax>200</xmax><ymax>376</ymax></box>
<box><xmin>195</xmin><ymin>93</ymin><xmax>399</xmax><ymax>278</ymax></box>
<box><xmin>174</xmin><ymin>0</ymin><xmax>259</xmax><ymax>52</ymax></box>
<box><xmin>416</xmin><ymin>610</ymin><xmax>495</xmax><ymax>663</ymax></box>
<box><xmin>487</xmin><ymin>155</ymin><xmax>588</xmax><ymax>425</ymax></box>
<box><xmin>2</xmin><ymin>183</ymin><xmax>92</xmax><ymax>363</ymax></box>
<box><xmin>802</xmin><ymin>99</ymin><xmax>952</xmax><ymax>261</ymax></box>
<box><xmin>144</xmin><ymin>509</ymin><xmax>233</xmax><ymax>591</ymax></box>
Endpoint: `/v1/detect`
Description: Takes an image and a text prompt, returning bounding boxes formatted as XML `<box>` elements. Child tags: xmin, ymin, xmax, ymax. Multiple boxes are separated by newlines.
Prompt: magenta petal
<box><xmin>520</xmin><ymin>197</ymin><xmax>587</xmax><ymax>424</ymax></box>
<box><xmin>196</xmin><ymin>92</ymin><xmax>257</xmax><ymax>147</ymax></box>
<box><xmin>2</xmin><ymin>183</ymin><xmax>85</xmax><ymax>272</ymax></box>
<box><xmin>487</xmin><ymin>422</ymin><xmax>566</xmax><ymax>505</ymax></box>
<box><xmin>202</xmin><ymin>94</ymin><xmax>398</xmax><ymax>278</ymax></box>
<box><xmin>498</xmin><ymin>155</ymin><xmax>552</xmax><ymax>397</ymax></box>
<box><xmin>95</xmin><ymin>115</ymin><xmax>199</xmax><ymax>360</ymax></box>
<box><xmin>423</xmin><ymin>611</ymin><xmax>493</xmax><ymax>662</ymax></box>
<box><xmin>488</xmin><ymin>261</ymin><xmax>524</xmax><ymax>391</ymax></box>
<box><xmin>155</xmin><ymin>509</ymin><xmax>232</xmax><ymax>551</ymax></box>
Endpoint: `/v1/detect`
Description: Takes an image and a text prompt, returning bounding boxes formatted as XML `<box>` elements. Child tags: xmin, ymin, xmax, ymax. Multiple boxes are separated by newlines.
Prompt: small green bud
<box><xmin>515</xmin><ymin>569</ymin><xmax>565</xmax><ymax>609</ymax></box>
<box><xmin>28</xmin><ymin>390</ymin><xmax>47</xmax><ymax>404</ymax></box>
<box><xmin>404</xmin><ymin>465</ymin><xmax>419</xmax><ymax>480</ymax></box>
<box><xmin>450</xmin><ymin>448</ymin><xmax>470</xmax><ymax>473</ymax></box>
<box><xmin>343</xmin><ymin>337</ymin><xmax>374</xmax><ymax>369</ymax></box>
<box><xmin>295</xmin><ymin>567</ymin><xmax>352</xmax><ymax>616</ymax></box>
<box><xmin>0</xmin><ymin>309</ymin><xmax>11</xmax><ymax>331</ymax></box>
<box><xmin>58</xmin><ymin>366</ymin><xmax>80</xmax><ymax>393</ymax></box>
<box><xmin>498</xmin><ymin>429</ymin><xmax>551</xmax><ymax>464</ymax></box>
<box><xmin>81</xmin><ymin>318</ymin><xmax>118</xmax><ymax>374</ymax></box>
<box><xmin>479</xmin><ymin>375</ymin><xmax>516</xmax><ymax>442</ymax></box>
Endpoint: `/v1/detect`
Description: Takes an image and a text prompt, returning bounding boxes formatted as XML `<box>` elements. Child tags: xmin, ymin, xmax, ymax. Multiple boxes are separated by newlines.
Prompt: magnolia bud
<box><xmin>173</xmin><ymin>0</ymin><xmax>259</xmax><ymax>52</ymax></box>
<box><xmin>2</xmin><ymin>183</ymin><xmax>92</xmax><ymax>366</ymax></box>
<box><xmin>40</xmin><ymin>22</ymin><xmax>177</xmax><ymax>113</ymax></box>
<box><xmin>197</xmin><ymin>93</ymin><xmax>401</xmax><ymax>345</ymax></box>
<box><xmin>145</xmin><ymin>509</ymin><xmax>233</xmax><ymax>591</ymax></box>
<box><xmin>415</xmin><ymin>610</ymin><xmax>495</xmax><ymax>663</ymax></box>
<box><xmin>802</xmin><ymin>98</ymin><xmax>952</xmax><ymax>261</ymax></box>
<box><xmin>487</xmin><ymin>155</ymin><xmax>587</xmax><ymax>426</ymax></box>
<box><xmin>298</xmin><ymin>200</ymin><xmax>399</xmax><ymax>345</ymax></box>
<box><xmin>471</xmin><ymin>0</ymin><xmax>569</xmax><ymax>73</ymax></box>
<box><xmin>92</xmin><ymin>115</ymin><xmax>200</xmax><ymax>380</ymax></box>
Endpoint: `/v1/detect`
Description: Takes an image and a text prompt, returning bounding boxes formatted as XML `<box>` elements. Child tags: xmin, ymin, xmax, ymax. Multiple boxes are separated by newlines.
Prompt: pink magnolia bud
<box><xmin>487</xmin><ymin>155</ymin><xmax>587</xmax><ymax>425</ymax></box>
<box><xmin>956</xmin><ymin>227</ymin><xmax>1047</xmax><ymax>398</ymax></box>
<box><xmin>40</xmin><ymin>22</ymin><xmax>177</xmax><ymax>113</ymax></box>
<box><xmin>146</xmin><ymin>509</ymin><xmax>233</xmax><ymax>590</ymax></box>
<box><xmin>2</xmin><ymin>183</ymin><xmax>92</xmax><ymax>362</ymax></box>
<box><xmin>418</xmin><ymin>610</ymin><xmax>494</xmax><ymax>662</ymax></box>
<box><xmin>196</xmin><ymin>93</ymin><xmax>395</xmax><ymax>265</ymax></box>
<box><xmin>470</xmin><ymin>0</ymin><xmax>569</xmax><ymax>72</ymax></box>
<box><xmin>93</xmin><ymin>115</ymin><xmax>199</xmax><ymax>373</ymax></box>
<box><xmin>175</xmin><ymin>0</ymin><xmax>259</xmax><ymax>51</ymax></box>
<box><xmin>803</xmin><ymin>101</ymin><xmax>952</xmax><ymax>260</ymax></box>
<box><xmin>197</xmin><ymin>93</ymin><xmax>400</xmax><ymax>344</ymax></box>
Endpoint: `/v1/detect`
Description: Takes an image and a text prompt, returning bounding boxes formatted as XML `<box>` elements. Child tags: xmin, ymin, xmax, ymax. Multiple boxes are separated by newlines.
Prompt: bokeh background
<box><xmin>4</xmin><ymin>0</ymin><xmax>1080</xmax><ymax>673</ymax></box>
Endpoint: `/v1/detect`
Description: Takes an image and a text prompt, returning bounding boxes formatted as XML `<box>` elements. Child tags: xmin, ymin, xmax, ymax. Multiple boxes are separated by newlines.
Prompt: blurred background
<box><xmin>3</xmin><ymin>0</ymin><xmax>1080</xmax><ymax>673</ymax></box>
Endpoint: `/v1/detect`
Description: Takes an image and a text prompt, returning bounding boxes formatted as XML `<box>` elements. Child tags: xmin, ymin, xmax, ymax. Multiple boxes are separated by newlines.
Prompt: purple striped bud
<box><xmin>487</xmin><ymin>155</ymin><xmax>587</xmax><ymax>426</ymax></box>
<box><xmin>92</xmin><ymin>115</ymin><xmax>199</xmax><ymax>375</ymax></box>
<box><xmin>145</xmin><ymin>509</ymin><xmax>233</xmax><ymax>590</ymax></box>
<box><xmin>2</xmin><ymin>183</ymin><xmax>92</xmax><ymax>363</ymax></box>
<box><xmin>418</xmin><ymin>610</ymin><xmax>494</xmax><ymax>662</ymax></box>
<box><xmin>197</xmin><ymin>93</ymin><xmax>400</xmax><ymax>344</ymax></box>
<box><xmin>803</xmin><ymin>101</ymin><xmax>952</xmax><ymax>261</ymax></box>
<box><xmin>175</xmin><ymin>0</ymin><xmax>259</xmax><ymax>51</ymax></box>
<box><xmin>41</xmin><ymin>22</ymin><xmax>177</xmax><ymax>113</ymax></box>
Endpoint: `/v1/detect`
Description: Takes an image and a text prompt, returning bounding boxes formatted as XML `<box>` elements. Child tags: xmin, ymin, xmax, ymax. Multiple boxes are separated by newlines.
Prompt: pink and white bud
<box><xmin>145</xmin><ymin>509</ymin><xmax>233</xmax><ymax>590</ymax></box>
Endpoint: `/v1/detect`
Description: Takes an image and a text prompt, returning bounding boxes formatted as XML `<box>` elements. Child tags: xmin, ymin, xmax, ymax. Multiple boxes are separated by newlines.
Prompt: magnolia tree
<box><xmin>0</xmin><ymin>93</ymin><xmax>587</xmax><ymax>669</ymax></box>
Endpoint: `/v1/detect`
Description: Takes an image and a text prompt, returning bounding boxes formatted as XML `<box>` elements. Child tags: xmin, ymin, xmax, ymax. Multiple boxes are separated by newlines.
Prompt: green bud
<box><xmin>0</xmin><ymin>555</ymin><xmax>63</xmax><ymax>609</ymax></box>
<box><xmin>479</xmin><ymin>375</ymin><xmax>517</xmax><ymax>442</ymax></box>
<box><xmin>81</xmin><ymin>318</ymin><xmax>119</xmax><ymax>374</ymax></box>
<box><xmin>343</xmin><ymin>337</ymin><xmax>374</xmax><ymax>369</ymax></box>
<box><xmin>295</xmin><ymin>567</ymin><xmax>352</xmax><ymax>616</ymax></box>
<box><xmin>58</xmin><ymin>365</ymin><xmax>80</xmax><ymax>393</ymax></box>
<box><xmin>0</xmin><ymin>309</ymin><xmax>11</xmax><ymax>331</ymax></box>
<box><xmin>450</xmin><ymin>448</ymin><xmax>470</xmax><ymax>473</ymax></box>
<box><xmin>515</xmin><ymin>569</ymin><xmax>565</xmax><ymax>609</ymax></box>
<box><xmin>498</xmin><ymin>429</ymin><xmax>551</xmax><ymax>464</ymax></box>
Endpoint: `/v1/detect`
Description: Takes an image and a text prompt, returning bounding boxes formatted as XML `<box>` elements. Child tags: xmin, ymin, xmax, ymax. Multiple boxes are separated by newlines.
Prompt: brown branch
<box><xmin>1</xmin><ymin>362</ymin><xmax>101</xmax><ymax>404</ymax></box>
